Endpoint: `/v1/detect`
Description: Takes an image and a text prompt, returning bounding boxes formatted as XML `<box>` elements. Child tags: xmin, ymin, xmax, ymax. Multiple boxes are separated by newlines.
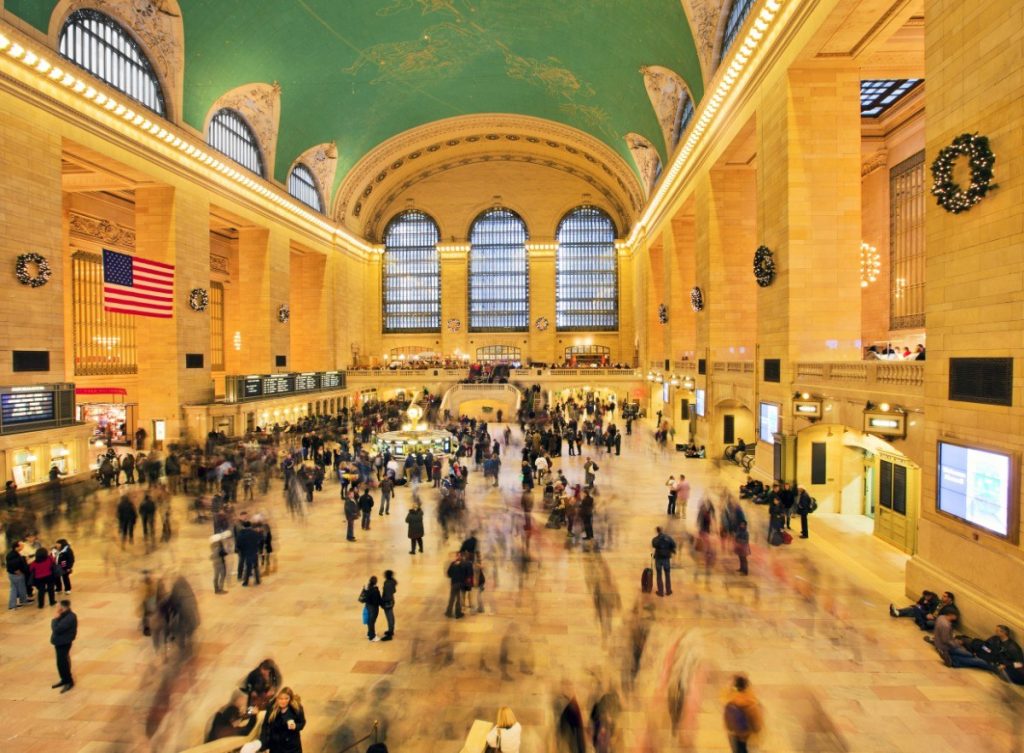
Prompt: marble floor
<box><xmin>1</xmin><ymin>426</ymin><xmax>1021</xmax><ymax>753</ymax></box>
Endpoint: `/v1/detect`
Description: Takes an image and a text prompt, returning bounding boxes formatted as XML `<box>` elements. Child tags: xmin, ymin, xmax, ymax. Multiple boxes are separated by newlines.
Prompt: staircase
<box><xmin>440</xmin><ymin>382</ymin><xmax>522</xmax><ymax>418</ymax></box>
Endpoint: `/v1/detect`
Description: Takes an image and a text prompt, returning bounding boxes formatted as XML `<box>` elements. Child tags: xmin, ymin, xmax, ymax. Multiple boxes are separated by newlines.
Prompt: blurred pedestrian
<box><xmin>723</xmin><ymin>674</ymin><xmax>763</xmax><ymax>753</ymax></box>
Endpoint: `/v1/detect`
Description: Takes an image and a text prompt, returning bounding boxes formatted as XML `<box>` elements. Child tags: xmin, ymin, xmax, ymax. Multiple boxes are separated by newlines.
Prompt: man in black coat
<box><xmin>116</xmin><ymin>495</ymin><xmax>137</xmax><ymax>547</ymax></box>
<box><xmin>51</xmin><ymin>599</ymin><xmax>77</xmax><ymax>692</ymax></box>
<box><xmin>344</xmin><ymin>494</ymin><xmax>359</xmax><ymax>542</ymax></box>
<box><xmin>236</xmin><ymin>521</ymin><xmax>261</xmax><ymax>587</ymax></box>
<box><xmin>445</xmin><ymin>552</ymin><xmax>465</xmax><ymax>619</ymax></box>
<box><xmin>139</xmin><ymin>493</ymin><xmax>157</xmax><ymax>545</ymax></box>
<box><xmin>358</xmin><ymin>488</ymin><xmax>375</xmax><ymax>531</ymax></box>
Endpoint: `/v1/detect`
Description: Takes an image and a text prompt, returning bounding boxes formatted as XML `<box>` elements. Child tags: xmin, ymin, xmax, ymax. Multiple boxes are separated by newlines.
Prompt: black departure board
<box><xmin>0</xmin><ymin>383</ymin><xmax>76</xmax><ymax>435</ymax></box>
<box><xmin>224</xmin><ymin>371</ymin><xmax>347</xmax><ymax>403</ymax></box>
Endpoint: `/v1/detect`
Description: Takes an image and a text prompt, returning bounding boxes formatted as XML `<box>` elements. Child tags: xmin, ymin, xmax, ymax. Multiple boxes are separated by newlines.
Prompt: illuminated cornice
<box><xmin>0</xmin><ymin>25</ymin><xmax>377</xmax><ymax>257</ymax></box>
<box><xmin>624</xmin><ymin>0</ymin><xmax>790</xmax><ymax>251</ymax></box>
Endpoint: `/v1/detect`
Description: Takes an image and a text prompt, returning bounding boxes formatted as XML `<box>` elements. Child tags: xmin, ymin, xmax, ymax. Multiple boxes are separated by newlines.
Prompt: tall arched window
<box><xmin>382</xmin><ymin>210</ymin><xmax>441</xmax><ymax>333</ymax></box>
<box><xmin>288</xmin><ymin>163</ymin><xmax>323</xmax><ymax>212</ymax></box>
<box><xmin>469</xmin><ymin>208</ymin><xmax>529</xmax><ymax>332</ymax></box>
<box><xmin>59</xmin><ymin>9</ymin><xmax>166</xmax><ymax>116</ymax></box>
<box><xmin>556</xmin><ymin>206</ymin><xmax>618</xmax><ymax>331</ymax></box>
<box><xmin>720</xmin><ymin>0</ymin><xmax>756</xmax><ymax>63</ymax></box>
<box><xmin>207</xmin><ymin>109</ymin><xmax>264</xmax><ymax>176</ymax></box>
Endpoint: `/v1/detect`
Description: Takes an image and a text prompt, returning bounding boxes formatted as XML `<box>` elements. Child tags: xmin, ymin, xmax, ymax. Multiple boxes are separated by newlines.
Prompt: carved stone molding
<box><xmin>641</xmin><ymin>65</ymin><xmax>690</xmax><ymax>153</ymax></box>
<box><xmin>207</xmin><ymin>82</ymin><xmax>281</xmax><ymax>177</ymax></box>
<box><xmin>291</xmin><ymin>142</ymin><xmax>338</xmax><ymax>209</ymax></box>
<box><xmin>209</xmin><ymin>253</ymin><xmax>228</xmax><ymax>274</ymax></box>
<box><xmin>625</xmin><ymin>132</ymin><xmax>662</xmax><ymax>197</ymax></box>
<box><xmin>68</xmin><ymin>211</ymin><xmax>136</xmax><ymax>249</ymax></box>
<box><xmin>679</xmin><ymin>0</ymin><xmax>724</xmax><ymax>79</ymax></box>
<box><xmin>52</xmin><ymin>0</ymin><xmax>184</xmax><ymax>118</ymax></box>
<box><xmin>861</xmin><ymin>149</ymin><xmax>888</xmax><ymax>177</ymax></box>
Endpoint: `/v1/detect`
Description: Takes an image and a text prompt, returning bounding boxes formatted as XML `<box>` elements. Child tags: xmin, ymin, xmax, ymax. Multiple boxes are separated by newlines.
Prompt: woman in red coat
<box><xmin>28</xmin><ymin>548</ymin><xmax>57</xmax><ymax>608</ymax></box>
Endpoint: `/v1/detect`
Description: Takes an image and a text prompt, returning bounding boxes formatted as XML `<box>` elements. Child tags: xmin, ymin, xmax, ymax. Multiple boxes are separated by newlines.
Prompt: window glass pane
<box><xmin>288</xmin><ymin>163</ymin><xmax>323</xmax><ymax>212</ymax></box>
<box><xmin>861</xmin><ymin>79</ymin><xmax>923</xmax><ymax>118</ymax></box>
<box><xmin>382</xmin><ymin>210</ymin><xmax>441</xmax><ymax>333</ymax></box>
<box><xmin>476</xmin><ymin>345</ymin><xmax>522</xmax><ymax>364</ymax></box>
<box><xmin>721</xmin><ymin>0</ymin><xmax>756</xmax><ymax>62</ymax></box>
<box><xmin>673</xmin><ymin>95</ymin><xmax>694</xmax><ymax>147</ymax></box>
<box><xmin>469</xmin><ymin>208</ymin><xmax>529</xmax><ymax>332</ymax></box>
<box><xmin>890</xmin><ymin>151</ymin><xmax>925</xmax><ymax>329</ymax></box>
<box><xmin>59</xmin><ymin>9</ymin><xmax>166</xmax><ymax>116</ymax></box>
<box><xmin>207</xmin><ymin>109</ymin><xmax>264</xmax><ymax>176</ymax></box>
<box><xmin>72</xmin><ymin>251</ymin><xmax>137</xmax><ymax>375</ymax></box>
<box><xmin>556</xmin><ymin>206</ymin><xmax>618</xmax><ymax>331</ymax></box>
<box><xmin>210</xmin><ymin>281</ymin><xmax>225</xmax><ymax>370</ymax></box>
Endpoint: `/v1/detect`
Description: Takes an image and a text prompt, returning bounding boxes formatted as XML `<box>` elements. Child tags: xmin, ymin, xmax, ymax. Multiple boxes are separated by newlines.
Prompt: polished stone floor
<box><xmin>1</xmin><ymin>426</ymin><xmax>1021</xmax><ymax>753</ymax></box>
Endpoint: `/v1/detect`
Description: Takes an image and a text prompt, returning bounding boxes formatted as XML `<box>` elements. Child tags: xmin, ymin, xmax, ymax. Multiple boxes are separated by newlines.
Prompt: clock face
<box><xmin>535</xmin><ymin>317</ymin><xmax>549</xmax><ymax>331</ymax></box>
<box><xmin>447</xmin><ymin>318</ymin><xmax>461</xmax><ymax>333</ymax></box>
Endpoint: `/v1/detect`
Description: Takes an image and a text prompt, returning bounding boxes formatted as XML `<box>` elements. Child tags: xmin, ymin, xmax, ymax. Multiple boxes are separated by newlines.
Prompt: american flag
<box><xmin>103</xmin><ymin>249</ymin><xmax>175</xmax><ymax>319</ymax></box>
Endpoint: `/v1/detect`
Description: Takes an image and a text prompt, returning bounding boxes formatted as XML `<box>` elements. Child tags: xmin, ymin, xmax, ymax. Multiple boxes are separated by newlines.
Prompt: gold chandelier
<box><xmin>860</xmin><ymin>242</ymin><xmax>881</xmax><ymax>288</ymax></box>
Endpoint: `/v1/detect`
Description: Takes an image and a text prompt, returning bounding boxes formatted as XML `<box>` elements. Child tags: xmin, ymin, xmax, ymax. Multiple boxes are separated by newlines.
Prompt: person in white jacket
<box><xmin>485</xmin><ymin>706</ymin><xmax>522</xmax><ymax>753</ymax></box>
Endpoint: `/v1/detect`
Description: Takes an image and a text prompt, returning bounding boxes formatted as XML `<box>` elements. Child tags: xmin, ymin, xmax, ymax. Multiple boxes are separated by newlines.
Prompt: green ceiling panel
<box><xmin>5</xmin><ymin>0</ymin><xmax>703</xmax><ymax>191</ymax></box>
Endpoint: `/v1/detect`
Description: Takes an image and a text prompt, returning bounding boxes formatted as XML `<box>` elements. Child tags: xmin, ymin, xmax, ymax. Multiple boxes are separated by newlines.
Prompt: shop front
<box><xmin>75</xmin><ymin>387</ymin><xmax>135</xmax><ymax>447</ymax></box>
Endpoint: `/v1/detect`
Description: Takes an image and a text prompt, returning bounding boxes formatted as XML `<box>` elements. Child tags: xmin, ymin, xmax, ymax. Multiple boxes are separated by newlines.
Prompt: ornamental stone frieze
<box><xmin>678</xmin><ymin>0</ymin><xmax>723</xmax><ymax>80</ymax></box>
<box><xmin>640</xmin><ymin>65</ymin><xmax>691</xmax><ymax>153</ymax></box>
<box><xmin>68</xmin><ymin>211</ymin><xmax>136</xmax><ymax>249</ymax></box>
<box><xmin>625</xmin><ymin>132</ymin><xmax>662</xmax><ymax>197</ymax></box>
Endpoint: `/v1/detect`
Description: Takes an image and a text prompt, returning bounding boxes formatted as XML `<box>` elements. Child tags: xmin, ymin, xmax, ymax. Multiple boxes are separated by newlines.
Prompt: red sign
<box><xmin>75</xmin><ymin>387</ymin><xmax>127</xmax><ymax>395</ymax></box>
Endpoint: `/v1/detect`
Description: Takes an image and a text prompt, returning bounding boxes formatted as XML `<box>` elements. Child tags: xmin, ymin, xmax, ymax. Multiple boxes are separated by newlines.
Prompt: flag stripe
<box><xmin>102</xmin><ymin>249</ymin><xmax>176</xmax><ymax>319</ymax></box>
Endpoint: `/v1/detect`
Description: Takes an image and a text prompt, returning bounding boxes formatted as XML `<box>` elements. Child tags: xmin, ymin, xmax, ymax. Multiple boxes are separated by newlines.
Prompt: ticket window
<box><xmin>11</xmin><ymin>449</ymin><xmax>36</xmax><ymax>486</ymax></box>
<box><xmin>50</xmin><ymin>444</ymin><xmax>71</xmax><ymax>475</ymax></box>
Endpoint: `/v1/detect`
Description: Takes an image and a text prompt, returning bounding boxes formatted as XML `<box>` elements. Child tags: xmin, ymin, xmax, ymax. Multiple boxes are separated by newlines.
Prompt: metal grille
<box><xmin>721</xmin><ymin>0</ymin><xmax>756</xmax><ymax>62</ymax></box>
<box><xmin>673</xmin><ymin>95</ymin><xmax>695</xmax><ymax>147</ymax></box>
<box><xmin>861</xmin><ymin>79</ymin><xmax>922</xmax><ymax>118</ymax></box>
<box><xmin>556</xmin><ymin>206</ymin><xmax>618</xmax><ymax>331</ymax></box>
<box><xmin>210</xmin><ymin>281</ymin><xmax>225</xmax><ymax>370</ymax></box>
<box><xmin>889</xmin><ymin>151</ymin><xmax>926</xmax><ymax>329</ymax></box>
<box><xmin>288</xmin><ymin>163</ymin><xmax>323</xmax><ymax>212</ymax></box>
<box><xmin>476</xmin><ymin>345</ymin><xmax>522</xmax><ymax>364</ymax></box>
<box><xmin>59</xmin><ymin>9</ymin><xmax>166</xmax><ymax>116</ymax></box>
<box><xmin>382</xmin><ymin>210</ymin><xmax>441</xmax><ymax>333</ymax></box>
<box><xmin>71</xmin><ymin>251</ymin><xmax>138</xmax><ymax>375</ymax></box>
<box><xmin>207</xmin><ymin>109</ymin><xmax>264</xmax><ymax>176</ymax></box>
<box><xmin>469</xmin><ymin>208</ymin><xmax>529</xmax><ymax>332</ymax></box>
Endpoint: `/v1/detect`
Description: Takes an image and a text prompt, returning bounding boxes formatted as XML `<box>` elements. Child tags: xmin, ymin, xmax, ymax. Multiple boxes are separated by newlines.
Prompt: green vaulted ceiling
<box><xmin>7</xmin><ymin>0</ymin><xmax>704</xmax><ymax>190</ymax></box>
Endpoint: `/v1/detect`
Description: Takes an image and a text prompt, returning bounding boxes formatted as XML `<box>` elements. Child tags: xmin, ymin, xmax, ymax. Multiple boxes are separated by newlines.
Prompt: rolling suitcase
<box><xmin>782</xmin><ymin>530</ymin><xmax>793</xmax><ymax>545</ymax></box>
<box><xmin>641</xmin><ymin>562</ymin><xmax>654</xmax><ymax>593</ymax></box>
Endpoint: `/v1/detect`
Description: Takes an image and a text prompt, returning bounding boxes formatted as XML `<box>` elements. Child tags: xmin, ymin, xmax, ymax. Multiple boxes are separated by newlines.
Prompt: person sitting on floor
<box><xmin>739</xmin><ymin>476</ymin><xmax>764</xmax><ymax>499</ymax></box>
<box><xmin>917</xmin><ymin>591</ymin><xmax>959</xmax><ymax>632</ymax></box>
<box><xmin>945</xmin><ymin>625</ymin><xmax>1024</xmax><ymax>681</ymax></box>
<box><xmin>889</xmin><ymin>590</ymin><xmax>939</xmax><ymax>621</ymax></box>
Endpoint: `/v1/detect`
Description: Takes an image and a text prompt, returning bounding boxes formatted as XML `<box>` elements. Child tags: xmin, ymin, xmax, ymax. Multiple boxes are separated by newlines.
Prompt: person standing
<box><xmin>381</xmin><ymin>570</ymin><xmax>397</xmax><ymax>641</ymax></box>
<box><xmin>54</xmin><ymin>539</ymin><xmax>74</xmax><ymax>594</ymax></box>
<box><xmin>780</xmin><ymin>482</ymin><xmax>796</xmax><ymax>530</ymax></box>
<box><xmin>358</xmin><ymin>487</ymin><xmax>375</xmax><ymax>531</ymax></box>
<box><xmin>363</xmin><ymin>575</ymin><xmax>382</xmax><ymax>641</ymax></box>
<box><xmin>116</xmin><ymin>494</ymin><xmax>138</xmax><ymax>547</ymax></box>
<box><xmin>795</xmin><ymin>487</ymin><xmax>813</xmax><ymax>539</ymax></box>
<box><xmin>651</xmin><ymin>527</ymin><xmax>677</xmax><ymax>597</ymax></box>
<box><xmin>236</xmin><ymin>521</ymin><xmax>261</xmax><ymax>587</ymax></box>
<box><xmin>344</xmin><ymin>491</ymin><xmax>358</xmax><ymax>542</ymax></box>
<box><xmin>723</xmin><ymin>674</ymin><xmax>763</xmax><ymax>753</ymax></box>
<box><xmin>445</xmin><ymin>552</ymin><xmax>465</xmax><ymax>618</ymax></box>
<box><xmin>379</xmin><ymin>475</ymin><xmax>394</xmax><ymax>516</ymax></box>
<box><xmin>734</xmin><ymin>521</ymin><xmax>751</xmax><ymax>576</ymax></box>
<box><xmin>583</xmin><ymin>457</ymin><xmax>599</xmax><ymax>490</ymax></box>
<box><xmin>50</xmin><ymin>599</ymin><xmax>77</xmax><ymax>692</ymax></box>
<box><xmin>29</xmin><ymin>549</ymin><xmax>57</xmax><ymax>608</ymax></box>
<box><xmin>139</xmin><ymin>493</ymin><xmax>157</xmax><ymax>546</ymax></box>
<box><xmin>6</xmin><ymin>542</ymin><xmax>29</xmax><ymax>609</ymax></box>
<box><xmin>580</xmin><ymin>492</ymin><xmax>596</xmax><ymax>541</ymax></box>
<box><xmin>211</xmin><ymin>532</ymin><xmax>228</xmax><ymax>594</ymax></box>
<box><xmin>677</xmin><ymin>475</ymin><xmax>691</xmax><ymax>520</ymax></box>
<box><xmin>665</xmin><ymin>476</ymin><xmax>678</xmax><ymax>516</ymax></box>
<box><xmin>406</xmin><ymin>501</ymin><xmax>425</xmax><ymax>554</ymax></box>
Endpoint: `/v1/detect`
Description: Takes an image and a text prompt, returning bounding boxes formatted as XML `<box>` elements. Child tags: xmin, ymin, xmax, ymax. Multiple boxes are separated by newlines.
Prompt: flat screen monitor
<box><xmin>695</xmin><ymin>389</ymin><xmax>705</xmax><ymax>417</ymax></box>
<box><xmin>759</xmin><ymin>402</ymin><xmax>779</xmax><ymax>444</ymax></box>
<box><xmin>937</xmin><ymin>441</ymin><xmax>1013</xmax><ymax>537</ymax></box>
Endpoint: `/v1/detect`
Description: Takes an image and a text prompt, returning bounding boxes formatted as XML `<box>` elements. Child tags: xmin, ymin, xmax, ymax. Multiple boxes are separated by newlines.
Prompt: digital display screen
<box><xmin>242</xmin><ymin>377</ymin><xmax>263</xmax><ymax>398</ymax></box>
<box><xmin>321</xmin><ymin>372</ymin><xmax>342</xmax><ymax>389</ymax></box>
<box><xmin>938</xmin><ymin>441</ymin><xmax>1012</xmax><ymax>537</ymax></box>
<box><xmin>294</xmin><ymin>373</ymin><xmax>319</xmax><ymax>392</ymax></box>
<box><xmin>1</xmin><ymin>391</ymin><xmax>55</xmax><ymax>425</ymax></box>
<box><xmin>695</xmin><ymin>389</ymin><xmax>705</xmax><ymax>417</ymax></box>
<box><xmin>262</xmin><ymin>375</ymin><xmax>293</xmax><ymax>395</ymax></box>
<box><xmin>759</xmin><ymin>402</ymin><xmax>779</xmax><ymax>444</ymax></box>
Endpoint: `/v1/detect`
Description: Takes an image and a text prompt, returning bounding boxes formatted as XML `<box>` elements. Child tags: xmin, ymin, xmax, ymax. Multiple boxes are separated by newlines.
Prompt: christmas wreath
<box><xmin>535</xmin><ymin>316</ymin><xmax>549</xmax><ymax>331</ymax></box>
<box><xmin>15</xmin><ymin>252</ymin><xmax>52</xmax><ymax>288</ymax></box>
<box><xmin>658</xmin><ymin>303</ymin><xmax>668</xmax><ymax>324</ymax></box>
<box><xmin>753</xmin><ymin>245</ymin><xmax>775</xmax><ymax>288</ymax></box>
<box><xmin>690</xmin><ymin>286</ymin><xmax>704</xmax><ymax>312</ymax></box>
<box><xmin>446</xmin><ymin>317</ymin><xmax>462</xmax><ymax>333</ymax></box>
<box><xmin>930</xmin><ymin>133</ymin><xmax>997</xmax><ymax>214</ymax></box>
<box><xmin>278</xmin><ymin>304</ymin><xmax>290</xmax><ymax>323</ymax></box>
<box><xmin>188</xmin><ymin>287</ymin><xmax>209</xmax><ymax>312</ymax></box>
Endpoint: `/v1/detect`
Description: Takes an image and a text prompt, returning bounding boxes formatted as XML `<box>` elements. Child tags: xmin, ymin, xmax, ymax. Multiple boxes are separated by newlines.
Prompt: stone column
<box><xmin>528</xmin><ymin>244</ymin><xmax>556</xmax><ymax>364</ymax></box>
<box><xmin>289</xmin><ymin>248</ymin><xmax>329</xmax><ymax>371</ymax></box>
<box><xmin>439</xmin><ymin>247</ymin><xmax>468</xmax><ymax>357</ymax></box>
<box><xmin>234</xmin><ymin>226</ymin><xmax>290</xmax><ymax>372</ymax></box>
<box><xmin>134</xmin><ymin>185</ymin><xmax>212</xmax><ymax>442</ymax></box>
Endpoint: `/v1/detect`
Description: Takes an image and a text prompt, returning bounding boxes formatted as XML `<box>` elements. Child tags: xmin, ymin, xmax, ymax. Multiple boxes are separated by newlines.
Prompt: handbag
<box><xmin>484</xmin><ymin>728</ymin><xmax>502</xmax><ymax>753</ymax></box>
<box><xmin>362</xmin><ymin>605</ymin><xmax>369</xmax><ymax>625</ymax></box>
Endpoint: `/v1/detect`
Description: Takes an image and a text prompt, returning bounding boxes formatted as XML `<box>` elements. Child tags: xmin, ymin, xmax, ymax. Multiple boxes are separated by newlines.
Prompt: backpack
<box><xmin>809</xmin><ymin>497</ymin><xmax>818</xmax><ymax>513</ymax></box>
<box><xmin>724</xmin><ymin>702</ymin><xmax>751</xmax><ymax>736</ymax></box>
<box><xmin>358</xmin><ymin>586</ymin><xmax>368</xmax><ymax>604</ymax></box>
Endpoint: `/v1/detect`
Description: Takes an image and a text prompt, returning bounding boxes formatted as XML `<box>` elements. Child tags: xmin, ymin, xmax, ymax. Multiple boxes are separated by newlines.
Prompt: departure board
<box><xmin>224</xmin><ymin>372</ymin><xmax>347</xmax><ymax>403</ymax></box>
<box><xmin>0</xmin><ymin>384</ymin><xmax>76</xmax><ymax>435</ymax></box>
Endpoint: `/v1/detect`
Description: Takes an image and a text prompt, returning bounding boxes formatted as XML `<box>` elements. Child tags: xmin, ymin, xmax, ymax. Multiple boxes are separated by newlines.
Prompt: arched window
<box><xmin>720</xmin><ymin>0</ymin><xmax>756</xmax><ymax>63</ymax></box>
<box><xmin>556</xmin><ymin>206</ymin><xmax>618</xmax><ymax>331</ymax></box>
<box><xmin>207</xmin><ymin>109</ymin><xmax>264</xmax><ymax>176</ymax></box>
<box><xmin>382</xmin><ymin>210</ymin><xmax>441</xmax><ymax>333</ymax></box>
<box><xmin>287</xmin><ymin>163</ymin><xmax>323</xmax><ymax>212</ymax></box>
<box><xmin>673</xmin><ymin>94</ymin><xmax>695</xmax><ymax>147</ymax></box>
<box><xmin>469</xmin><ymin>208</ymin><xmax>529</xmax><ymax>332</ymax></box>
<box><xmin>59</xmin><ymin>9</ymin><xmax>165</xmax><ymax>116</ymax></box>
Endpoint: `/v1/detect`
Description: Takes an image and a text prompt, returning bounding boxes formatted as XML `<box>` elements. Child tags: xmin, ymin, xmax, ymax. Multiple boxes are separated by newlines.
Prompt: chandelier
<box><xmin>860</xmin><ymin>242</ymin><xmax>881</xmax><ymax>288</ymax></box>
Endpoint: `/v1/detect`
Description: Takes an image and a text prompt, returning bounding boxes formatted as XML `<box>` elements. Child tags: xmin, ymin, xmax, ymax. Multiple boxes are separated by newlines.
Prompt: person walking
<box><xmin>723</xmin><ymin>674</ymin><xmax>763</xmax><ymax>753</ymax></box>
<box><xmin>445</xmin><ymin>552</ymin><xmax>465</xmax><ymax>618</ymax></box>
<box><xmin>363</xmin><ymin>575</ymin><xmax>382</xmax><ymax>641</ymax></box>
<box><xmin>139</xmin><ymin>493</ymin><xmax>157</xmax><ymax>546</ymax></box>
<box><xmin>651</xmin><ymin>526</ymin><xmax>677</xmax><ymax>596</ymax></box>
<box><xmin>211</xmin><ymin>532</ymin><xmax>229</xmax><ymax>594</ymax></box>
<box><xmin>677</xmin><ymin>475</ymin><xmax>691</xmax><ymax>520</ymax></box>
<box><xmin>116</xmin><ymin>494</ymin><xmax>137</xmax><ymax>547</ymax></box>
<box><xmin>50</xmin><ymin>599</ymin><xmax>77</xmax><ymax>692</ymax></box>
<box><xmin>236</xmin><ymin>521</ymin><xmax>261</xmax><ymax>587</ymax></box>
<box><xmin>734</xmin><ymin>521</ymin><xmax>751</xmax><ymax>575</ymax></box>
<box><xmin>583</xmin><ymin>457</ymin><xmax>599</xmax><ymax>489</ymax></box>
<box><xmin>344</xmin><ymin>491</ymin><xmax>358</xmax><ymax>542</ymax></box>
<box><xmin>406</xmin><ymin>501</ymin><xmax>425</xmax><ymax>554</ymax></box>
<box><xmin>259</xmin><ymin>687</ymin><xmax>306</xmax><ymax>753</ymax></box>
<box><xmin>381</xmin><ymin>570</ymin><xmax>397</xmax><ymax>641</ymax></box>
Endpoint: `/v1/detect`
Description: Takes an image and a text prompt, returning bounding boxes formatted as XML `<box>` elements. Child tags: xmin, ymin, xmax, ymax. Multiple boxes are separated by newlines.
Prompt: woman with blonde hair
<box><xmin>485</xmin><ymin>705</ymin><xmax>522</xmax><ymax>752</ymax></box>
<box><xmin>259</xmin><ymin>687</ymin><xmax>306</xmax><ymax>753</ymax></box>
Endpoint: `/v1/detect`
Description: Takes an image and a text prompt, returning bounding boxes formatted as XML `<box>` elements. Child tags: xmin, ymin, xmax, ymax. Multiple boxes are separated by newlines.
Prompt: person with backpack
<box><xmin>723</xmin><ymin>674</ymin><xmax>763</xmax><ymax>752</ymax></box>
<box><xmin>651</xmin><ymin>526</ymin><xmax>677</xmax><ymax>597</ymax></box>
<box><xmin>795</xmin><ymin>486</ymin><xmax>815</xmax><ymax>538</ymax></box>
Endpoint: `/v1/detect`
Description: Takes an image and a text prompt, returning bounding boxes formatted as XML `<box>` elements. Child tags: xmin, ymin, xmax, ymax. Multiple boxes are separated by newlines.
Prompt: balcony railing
<box><xmin>712</xmin><ymin>360</ymin><xmax>755</xmax><ymax>374</ymax></box>
<box><xmin>794</xmin><ymin>361</ymin><xmax>924</xmax><ymax>389</ymax></box>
